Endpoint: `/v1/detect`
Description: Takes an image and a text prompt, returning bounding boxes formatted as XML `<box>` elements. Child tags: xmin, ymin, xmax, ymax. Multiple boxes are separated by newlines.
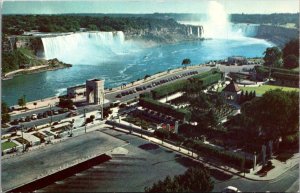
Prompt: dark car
<box><xmin>47</xmin><ymin>110</ymin><xmax>53</xmax><ymax>116</ymax></box>
<box><xmin>10</xmin><ymin>119</ymin><xmax>19</xmax><ymax>125</ymax></box>
<box><xmin>25</xmin><ymin>116</ymin><xmax>31</xmax><ymax>122</ymax></box>
<box><xmin>116</xmin><ymin>94</ymin><xmax>122</xmax><ymax>98</ymax></box>
<box><xmin>136</xmin><ymin>87</ymin><xmax>142</xmax><ymax>91</ymax></box>
<box><xmin>52</xmin><ymin>121</ymin><xmax>59</xmax><ymax>126</ymax></box>
<box><xmin>43</xmin><ymin>112</ymin><xmax>49</xmax><ymax>118</ymax></box>
<box><xmin>19</xmin><ymin>117</ymin><xmax>26</xmax><ymax>122</ymax></box>
<box><xmin>37</xmin><ymin>113</ymin><xmax>43</xmax><ymax>119</ymax></box>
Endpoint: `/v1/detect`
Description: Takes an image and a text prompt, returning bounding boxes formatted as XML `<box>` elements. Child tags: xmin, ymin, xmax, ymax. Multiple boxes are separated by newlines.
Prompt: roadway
<box><xmin>5</xmin><ymin>65</ymin><xmax>212</xmax><ymax>134</ymax></box>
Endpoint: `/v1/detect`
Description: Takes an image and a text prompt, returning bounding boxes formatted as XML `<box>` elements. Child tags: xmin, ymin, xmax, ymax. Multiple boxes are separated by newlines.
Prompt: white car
<box><xmin>222</xmin><ymin>186</ymin><xmax>241</xmax><ymax>193</ymax></box>
<box><xmin>31</xmin><ymin>114</ymin><xmax>37</xmax><ymax>120</ymax></box>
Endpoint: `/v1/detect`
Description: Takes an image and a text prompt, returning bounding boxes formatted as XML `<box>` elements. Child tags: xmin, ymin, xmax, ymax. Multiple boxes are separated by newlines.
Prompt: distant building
<box><xmin>222</xmin><ymin>80</ymin><xmax>241</xmax><ymax>102</ymax></box>
<box><xmin>228</xmin><ymin>56</ymin><xmax>248</xmax><ymax>65</ymax></box>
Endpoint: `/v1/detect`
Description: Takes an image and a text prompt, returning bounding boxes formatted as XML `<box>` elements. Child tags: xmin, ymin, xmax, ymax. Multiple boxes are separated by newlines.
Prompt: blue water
<box><xmin>2</xmin><ymin>37</ymin><xmax>272</xmax><ymax>106</ymax></box>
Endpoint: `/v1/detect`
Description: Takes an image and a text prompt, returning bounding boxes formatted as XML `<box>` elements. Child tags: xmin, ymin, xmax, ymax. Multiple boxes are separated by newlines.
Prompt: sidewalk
<box><xmin>109</xmin><ymin>123</ymin><xmax>299</xmax><ymax>181</ymax></box>
<box><xmin>9</xmin><ymin>96</ymin><xmax>59</xmax><ymax>115</ymax></box>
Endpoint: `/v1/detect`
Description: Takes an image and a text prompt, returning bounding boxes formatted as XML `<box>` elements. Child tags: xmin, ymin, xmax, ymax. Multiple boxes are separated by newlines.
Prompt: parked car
<box><xmin>31</xmin><ymin>114</ymin><xmax>37</xmax><ymax>120</ymax></box>
<box><xmin>52</xmin><ymin>121</ymin><xmax>59</xmax><ymax>126</ymax></box>
<box><xmin>10</xmin><ymin>119</ymin><xmax>19</xmax><ymax>125</ymax></box>
<box><xmin>58</xmin><ymin>108</ymin><xmax>68</xmax><ymax>114</ymax></box>
<box><xmin>70</xmin><ymin>105</ymin><xmax>77</xmax><ymax>110</ymax></box>
<box><xmin>25</xmin><ymin>116</ymin><xmax>31</xmax><ymax>122</ymax></box>
<box><xmin>222</xmin><ymin>186</ymin><xmax>241</xmax><ymax>193</ymax></box>
<box><xmin>53</xmin><ymin>110</ymin><xmax>59</xmax><ymax>115</ymax></box>
<box><xmin>116</xmin><ymin>94</ymin><xmax>122</xmax><ymax>98</ymax></box>
<box><xmin>43</xmin><ymin>112</ymin><xmax>48</xmax><ymax>118</ymax></box>
<box><xmin>47</xmin><ymin>110</ymin><xmax>53</xmax><ymax>116</ymax></box>
<box><xmin>19</xmin><ymin>117</ymin><xmax>26</xmax><ymax>122</ymax></box>
<box><xmin>67</xmin><ymin>111</ymin><xmax>78</xmax><ymax>117</ymax></box>
<box><xmin>37</xmin><ymin>113</ymin><xmax>43</xmax><ymax>119</ymax></box>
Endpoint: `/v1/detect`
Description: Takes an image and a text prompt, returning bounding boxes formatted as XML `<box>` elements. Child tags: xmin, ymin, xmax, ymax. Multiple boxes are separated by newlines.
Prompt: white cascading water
<box><xmin>42</xmin><ymin>31</ymin><xmax>129</xmax><ymax>64</ymax></box>
<box><xmin>202</xmin><ymin>1</ymin><xmax>258</xmax><ymax>39</ymax></box>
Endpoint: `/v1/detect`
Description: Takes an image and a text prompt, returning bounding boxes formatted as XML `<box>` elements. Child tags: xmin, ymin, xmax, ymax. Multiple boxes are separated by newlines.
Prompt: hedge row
<box><xmin>154</xmin><ymin>129</ymin><xmax>253</xmax><ymax>169</ymax></box>
<box><xmin>151</xmin><ymin>69</ymin><xmax>222</xmax><ymax>99</ymax></box>
<box><xmin>151</xmin><ymin>79</ymin><xmax>186</xmax><ymax>99</ymax></box>
<box><xmin>139</xmin><ymin>97</ymin><xmax>191</xmax><ymax>121</ymax></box>
<box><xmin>272</xmin><ymin>72</ymin><xmax>299</xmax><ymax>81</ymax></box>
<box><xmin>184</xmin><ymin>140</ymin><xmax>253</xmax><ymax>169</ymax></box>
<box><xmin>255</xmin><ymin>66</ymin><xmax>299</xmax><ymax>79</ymax></box>
<box><xmin>195</xmin><ymin>73</ymin><xmax>222</xmax><ymax>87</ymax></box>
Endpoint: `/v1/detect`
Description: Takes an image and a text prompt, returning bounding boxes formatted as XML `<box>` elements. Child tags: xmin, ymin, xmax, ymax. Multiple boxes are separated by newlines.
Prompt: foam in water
<box><xmin>42</xmin><ymin>31</ymin><xmax>138</xmax><ymax>64</ymax></box>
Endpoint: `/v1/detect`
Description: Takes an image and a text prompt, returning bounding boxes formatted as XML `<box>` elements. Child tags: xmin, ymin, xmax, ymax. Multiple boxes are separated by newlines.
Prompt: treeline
<box><xmin>2</xmin><ymin>49</ymin><xmax>30</xmax><ymax>73</ymax></box>
<box><xmin>231</xmin><ymin>13</ymin><xmax>299</xmax><ymax>27</ymax></box>
<box><xmin>3</xmin><ymin>15</ymin><xmax>183</xmax><ymax>35</ymax></box>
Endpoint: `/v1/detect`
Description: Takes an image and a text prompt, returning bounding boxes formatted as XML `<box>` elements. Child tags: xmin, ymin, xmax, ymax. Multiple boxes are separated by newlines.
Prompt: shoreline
<box><xmin>2</xmin><ymin>61</ymin><xmax>72</xmax><ymax>80</ymax></box>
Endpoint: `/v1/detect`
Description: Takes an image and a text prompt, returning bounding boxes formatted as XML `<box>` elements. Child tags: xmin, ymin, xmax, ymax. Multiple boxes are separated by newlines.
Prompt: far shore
<box><xmin>2</xmin><ymin>63</ymin><xmax>72</xmax><ymax>80</ymax></box>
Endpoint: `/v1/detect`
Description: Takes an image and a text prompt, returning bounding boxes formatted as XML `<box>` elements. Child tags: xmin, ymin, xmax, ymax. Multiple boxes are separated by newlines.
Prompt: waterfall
<box><xmin>197</xmin><ymin>27</ymin><xmax>200</xmax><ymax>38</ymax></box>
<box><xmin>41</xmin><ymin>31</ymin><xmax>127</xmax><ymax>64</ymax></box>
<box><xmin>189</xmin><ymin>27</ymin><xmax>193</xmax><ymax>35</ymax></box>
<box><xmin>231</xmin><ymin>23</ymin><xmax>259</xmax><ymax>37</ymax></box>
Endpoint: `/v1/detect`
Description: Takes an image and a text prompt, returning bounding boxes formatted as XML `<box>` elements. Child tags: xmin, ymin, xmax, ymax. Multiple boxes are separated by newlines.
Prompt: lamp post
<box><xmin>49</xmin><ymin>104</ymin><xmax>53</xmax><ymax>124</ymax></box>
<box><xmin>21</xmin><ymin>125</ymin><xmax>25</xmax><ymax>152</ymax></box>
<box><xmin>84</xmin><ymin>108</ymin><xmax>86</xmax><ymax>133</ymax></box>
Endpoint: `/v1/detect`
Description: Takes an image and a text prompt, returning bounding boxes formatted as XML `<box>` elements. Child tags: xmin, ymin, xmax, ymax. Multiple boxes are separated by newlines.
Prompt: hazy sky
<box><xmin>2</xmin><ymin>0</ymin><xmax>299</xmax><ymax>14</ymax></box>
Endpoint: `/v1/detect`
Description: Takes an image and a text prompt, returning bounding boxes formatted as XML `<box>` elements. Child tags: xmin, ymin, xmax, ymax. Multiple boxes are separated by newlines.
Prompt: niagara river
<box><xmin>2</xmin><ymin>34</ymin><xmax>273</xmax><ymax>106</ymax></box>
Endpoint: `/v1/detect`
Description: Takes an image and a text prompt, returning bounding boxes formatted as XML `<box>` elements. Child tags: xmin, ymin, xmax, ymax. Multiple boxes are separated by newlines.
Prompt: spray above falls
<box><xmin>202</xmin><ymin>1</ymin><xmax>258</xmax><ymax>39</ymax></box>
<box><xmin>41</xmin><ymin>31</ymin><xmax>137</xmax><ymax>64</ymax></box>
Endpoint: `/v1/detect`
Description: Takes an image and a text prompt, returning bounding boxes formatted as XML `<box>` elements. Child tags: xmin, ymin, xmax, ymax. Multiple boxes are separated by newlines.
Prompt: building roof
<box><xmin>223</xmin><ymin>80</ymin><xmax>241</xmax><ymax>92</ymax></box>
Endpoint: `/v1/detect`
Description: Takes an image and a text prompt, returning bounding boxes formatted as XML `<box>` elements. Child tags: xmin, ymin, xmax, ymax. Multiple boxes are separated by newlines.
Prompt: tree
<box><xmin>282</xmin><ymin>39</ymin><xmax>299</xmax><ymax>59</ymax></box>
<box><xmin>18</xmin><ymin>95</ymin><xmax>26</xmax><ymax>109</ymax></box>
<box><xmin>263</xmin><ymin>47</ymin><xmax>283</xmax><ymax>78</ymax></box>
<box><xmin>144</xmin><ymin>74</ymin><xmax>151</xmax><ymax>80</ymax></box>
<box><xmin>59</xmin><ymin>98</ymin><xmax>74</xmax><ymax>109</ymax></box>
<box><xmin>33</xmin><ymin>102</ymin><xmax>37</xmax><ymax>109</ymax></box>
<box><xmin>182</xmin><ymin>58</ymin><xmax>191</xmax><ymax>68</ymax></box>
<box><xmin>283</xmin><ymin>55</ymin><xmax>298</xmax><ymax>69</ymax></box>
<box><xmin>241</xmin><ymin>89</ymin><xmax>299</xmax><ymax>140</ymax></box>
<box><xmin>1</xmin><ymin>102</ymin><xmax>10</xmax><ymax>124</ymax></box>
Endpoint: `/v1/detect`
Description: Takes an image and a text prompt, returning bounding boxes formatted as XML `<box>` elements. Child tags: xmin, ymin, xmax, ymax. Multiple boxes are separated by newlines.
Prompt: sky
<box><xmin>1</xmin><ymin>0</ymin><xmax>299</xmax><ymax>15</ymax></box>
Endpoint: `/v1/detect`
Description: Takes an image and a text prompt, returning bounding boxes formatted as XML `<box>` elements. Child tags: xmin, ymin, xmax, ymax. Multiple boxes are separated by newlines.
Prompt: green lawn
<box><xmin>2</xmin><ymin>141</ymin><xmax>17</xmax><ymax>151</ymax></box>
<box><xmin>219</xmin><ymin>85</ymin><xmax>299</xmax><ymax>96</ymax></box>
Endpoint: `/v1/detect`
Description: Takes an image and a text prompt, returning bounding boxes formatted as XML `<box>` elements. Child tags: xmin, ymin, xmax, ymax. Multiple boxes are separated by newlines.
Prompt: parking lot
<box><xmin>115</xmin><ymin>70</ymin><xmax>199</xmax><ymax>99</ymax></box>
<box><xmin>2</xmin><ymin>130</ymin><xmax>127</xmax><ymax>192</ymax></box>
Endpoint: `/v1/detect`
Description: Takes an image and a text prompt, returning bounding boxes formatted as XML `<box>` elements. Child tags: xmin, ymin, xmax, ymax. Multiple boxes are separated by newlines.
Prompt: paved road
<box><xmin>4</xmin><ymin>66</ymin><xmax>211</xmax><ymax>134</ymax></box>
<box><xmin>38</xmin><ymin>129</ymin><xmax>299</xmax><ymax>192</ymax></box>
<box><xmin>213</xmin><ymin>164</ymin><xmax>299</xmax><ymax>192</ymax></box>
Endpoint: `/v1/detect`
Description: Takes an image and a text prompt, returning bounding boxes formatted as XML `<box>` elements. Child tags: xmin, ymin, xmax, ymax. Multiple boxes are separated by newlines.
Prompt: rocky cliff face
<box><xmin>3</xmin><ymin>35</ymin><xmax>44</xmax><ymax>57</ymax></box>
<box><xmin>124</xmin><ymin>25</ymin><xmax>203</xmax><ymax>43</ymax></box>
<box><xmin>256</xmin><ymin>25</ymin><xmax>298</xmax><ymax>47</ymax></box>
